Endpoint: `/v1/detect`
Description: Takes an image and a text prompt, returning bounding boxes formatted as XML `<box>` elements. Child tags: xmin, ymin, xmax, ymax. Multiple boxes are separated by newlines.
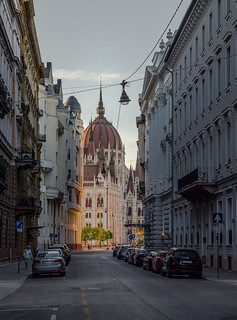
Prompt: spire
<box><xmin>89</xmin><ymin>117</ymin><xmax>94</xmax><ymax>141</ymax></box>
<box><xmin>97</xmin><ymin>77</ymin><xmax>105</xmax><ymax>118</ymax></box>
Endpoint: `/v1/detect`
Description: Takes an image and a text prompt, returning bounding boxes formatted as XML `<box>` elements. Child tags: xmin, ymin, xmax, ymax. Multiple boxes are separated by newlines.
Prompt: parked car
<box><xmin>48</xmin><ymin>244</ymin><xmax>70</xmax><ymax>266</ymax></box>
<box><xmin>127</xmin><ymin>248</ymin><xmax>139</xmax><ymax>264</ymax></box>
<box><xmin>116</xmin><ymin>245</ymin><xmax>131</xmax><ymax>259</ymax></box>
<box><xmin>133</xmin><ymin>248</ymin><xmax>149</xmax><ymax>266</ymax></box>
<box><xmin>161</xmin><ymin>248</ymin><xmax>202</xmax><ymax>278</ymax></box>
<box><xmin>113</xmin><ymin>245</ymin><xmax>120</xmax><ymax>257</ymax></box>
<box><xmin>124</xmin><ymin>247</ymin><xmax>134</xmax><ymax>262</ymax></box>
<box><xmin>152</xmin><ymin>250</ymin><xmax>168</xmax><ymax>274</ymax></box>
<box><xmin>32</xmin><ymin>250</ymin><xmax>66</xmax><ymax>278</ymax></box>
<box><xmin>143</xmin><ymin>251</ymin><xmax>157</xmax><ymax>271</ymax></box>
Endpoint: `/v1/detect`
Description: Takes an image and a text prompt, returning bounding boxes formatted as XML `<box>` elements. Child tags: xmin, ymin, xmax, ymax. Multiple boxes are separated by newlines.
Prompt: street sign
<box><xmin>16</xmin><ymin>221</ymin><xmax>24</xmax><ymax>232</ymax></box>
<box><xmin>216</xmin><ymin>227</ymin><xmax>221</xmax><ymax>234</ymax></box>
<box><xmin>213</xmin><ymin>213</ymin><xmax>223</xmax><ymax>224</ymax></box>
<box><xmin>129</xmin><ymin>234</ymin><xmax>135</xmax><ymax>240</ymax></box>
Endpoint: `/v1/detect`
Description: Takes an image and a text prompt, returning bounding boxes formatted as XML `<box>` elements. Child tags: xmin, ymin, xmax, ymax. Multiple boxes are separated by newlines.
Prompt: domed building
<box><xmin>82</xmin><ymin>86</ymin><xmax>127</xmax><ymax>246</ymax></box>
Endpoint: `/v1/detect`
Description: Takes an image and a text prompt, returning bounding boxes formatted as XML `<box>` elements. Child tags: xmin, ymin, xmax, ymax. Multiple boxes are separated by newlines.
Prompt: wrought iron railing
<box><xmin>178</xmin><ymin>167</ymin><xmax>216</xmax><ymax>190</ymax></box>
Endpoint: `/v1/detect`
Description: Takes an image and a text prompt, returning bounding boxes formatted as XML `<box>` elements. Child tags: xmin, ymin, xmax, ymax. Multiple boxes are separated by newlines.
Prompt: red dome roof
<box><xmin>84</xmin><ymin>85</ymin><xmax>122</xmax><ymax>151</ymax></box>
<box><xmin>84</xmin><ymin>116</ymin><xmax>122</xmax><ymax>150</ymax></box>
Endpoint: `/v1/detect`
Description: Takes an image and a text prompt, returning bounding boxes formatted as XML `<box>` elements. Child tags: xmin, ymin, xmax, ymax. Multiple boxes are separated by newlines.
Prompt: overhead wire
<box><xmin>125</xmin><ymin>0</ymin><xmax>184</xmax><ymax>81</ymax></box>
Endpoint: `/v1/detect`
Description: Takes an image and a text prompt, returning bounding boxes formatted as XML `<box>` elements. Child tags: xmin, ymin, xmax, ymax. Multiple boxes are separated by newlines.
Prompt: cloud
<box><xmin>53</xmin><ymin>69</ymin><xmax>121</xmax><ymax>82</ymax></box>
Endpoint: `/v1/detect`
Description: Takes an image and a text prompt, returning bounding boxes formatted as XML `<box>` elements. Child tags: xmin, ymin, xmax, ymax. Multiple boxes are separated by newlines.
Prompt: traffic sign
<box><xmin>213</xmin><ymin>213</ymin><xmax>223</xmax><ymax>224</ymax></box>
<box><xmin>129</xmin><ymin>234</ymin><xmax>135</xmax><ymax>240</ymax></box>
<box><xmin>16</xmin><ymin>221</ymin><xmax>24</xmax><ymax>230</ymax></box>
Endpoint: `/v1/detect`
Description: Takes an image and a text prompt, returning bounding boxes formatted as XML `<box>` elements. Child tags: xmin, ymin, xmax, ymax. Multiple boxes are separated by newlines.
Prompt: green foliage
<box><xmin>103</xmin><ymin>230</ymin><xmax>113</xmax><ymax>240</ymax></box>
<box><xmin>81</xmin><ymin>226</ymin><xmax>92</xmax><ymax>243</ymax></box>
<box><xmin>82</xmin><ymin>227</ymin><xmax>113</xmax><ymax>243</ymax></box>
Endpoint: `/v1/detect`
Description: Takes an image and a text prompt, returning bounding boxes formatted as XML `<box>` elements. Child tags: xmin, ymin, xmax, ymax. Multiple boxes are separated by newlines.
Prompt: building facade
<box><xmin>124</xmin><ymin>165</ymin><xmax>144</xmax><ymax>245</ymax></box>
<box><xmin>164</xmin><ymin>0</ymin><xmax>237</xmax><ymax>271</ymax></box>
<box><xmin>82</xmin><ymin>86</ymin><xmax>126</xmax><ymax>246</ymax></box>
<box><xmin>137</xmin><ymin>34</ymin><xmax>173</xmax><ymax>251</ymax></box>
<box><xmin>0</xmin><ymin>0</ymin><xmax>24</xmax><ymax>262</ymax></box>
<box><xmin>38</xmin><ymin>63</ymin><xmax>83</xmax><ymax>250</ymax></box>
<box><xmin>17</xmin><ymin>0</ymin><xmax>44</xmax><ymax>251</ymax></box>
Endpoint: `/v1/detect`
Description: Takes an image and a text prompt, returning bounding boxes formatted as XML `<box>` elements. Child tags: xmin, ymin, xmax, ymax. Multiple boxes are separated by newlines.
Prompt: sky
<box><xmin>34</xmin><ymin>0</ymin><xmax>191</xmax><ymax>167</ymax></box>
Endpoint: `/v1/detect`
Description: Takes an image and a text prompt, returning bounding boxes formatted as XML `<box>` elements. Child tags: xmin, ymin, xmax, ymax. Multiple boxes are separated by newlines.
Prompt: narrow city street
<box><xmin>0</xmin><ymin>251</ymin><xmax>237</xmax><ymax>320</ymax></box>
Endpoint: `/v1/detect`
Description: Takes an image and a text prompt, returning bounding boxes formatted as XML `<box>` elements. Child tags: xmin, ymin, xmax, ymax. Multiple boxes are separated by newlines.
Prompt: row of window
<box><xmin>85</xmin><ymin>212</ymin><xmax>104</xmax><ymax>219</ymax></box>
<box><xmin>174</xmin><ymin>109</ymin><xmax>234</xmax><ymax>179</ymax></box>
<box><xmin>174</xmin><ymin>45</ymin><xmax>233</xmax><ymax>140</ymax></box>
<box><xmin>85</xmin><ymin>195</ymin><xmax>104</xmax><ymax>207</ymax></box>
<box><xmin>174</xmin><ymin>0</ymin><xmax>233</xmax><ymax>91</ymax></box>
<box><xmin>85</xmin><ymin>223</ymin><xmax>103</xmax><ymax>228</ymax></box>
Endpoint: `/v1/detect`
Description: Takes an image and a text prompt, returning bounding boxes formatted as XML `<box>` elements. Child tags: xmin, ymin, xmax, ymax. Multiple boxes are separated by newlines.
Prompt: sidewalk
<box><xmin>203</xmin><ymin>266</ymin><xmax>237</xmax><ymax>283</ymax></box>
<box><xmin>0</xmin><ymin>260</ymin><xmax>32</xmax><ymax>301</ymax></box>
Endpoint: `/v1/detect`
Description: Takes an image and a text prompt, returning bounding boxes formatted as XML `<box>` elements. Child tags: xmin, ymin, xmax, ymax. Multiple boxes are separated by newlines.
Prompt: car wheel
<box><xmin>32</xmin><ymin>273</ymin><xmax>38</xmax><ymax>278</ymax></box>
<box><xmin>60</xmin><ymin>272</ymin><xmax>66</xmax><ymax>277</ymax></box>
<box><xmin>142</xmin><ymin>263</ymin><xmax>145</xmax><ymax>270</ymax></box>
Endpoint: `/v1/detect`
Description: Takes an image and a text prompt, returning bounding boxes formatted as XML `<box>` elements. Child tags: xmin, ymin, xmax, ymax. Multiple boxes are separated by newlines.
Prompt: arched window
<box><xmin>89</xmin><ymin>197</ymin><xmax>92</xmax><ymax>207</ymax></box>
<box><xmin>128</xmin><ymin>207</ymin><xmax>132</xmax><ymax>216</ymax></box>
<box><xmin>85</xmin><ymin>198</ymin><xmax>89</xmax><ymax>207</ymax></box>
<box><xmin>97</xmin><ymin>194</ymin><xmax>104</xmax><ymax>207</ymax></box>
<box><xmin>138</xmin><ymin>208</ymin><xmax>141</xmax><ymax>216</ymax></box>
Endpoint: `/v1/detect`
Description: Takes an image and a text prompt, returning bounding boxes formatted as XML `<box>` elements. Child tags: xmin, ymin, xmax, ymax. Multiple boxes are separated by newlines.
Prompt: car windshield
<box><xmin>174</xmin><ymin>250</ymin><xmax>199</xmax><ymax>259</ymax></box>
<box><xmin>37</xmin><ymin>252</ymin><xmax>59</xmax><ymax>258</ymax></box>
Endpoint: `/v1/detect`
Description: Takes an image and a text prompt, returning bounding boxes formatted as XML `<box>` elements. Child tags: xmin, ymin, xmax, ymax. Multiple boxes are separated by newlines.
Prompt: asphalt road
<box><xmin>0</xmin><ymin>251</ymin><xmax>237</xmax><ymax>320</ymax></box>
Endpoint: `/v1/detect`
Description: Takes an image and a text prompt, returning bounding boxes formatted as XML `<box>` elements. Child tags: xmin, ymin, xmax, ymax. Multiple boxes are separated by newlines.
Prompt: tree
<box><xmin>103</xmin><ymin>230</ymin><xmax>113</xmax><ymax>241</ymax></box>
<box><xmin>81</xmin><ymin>227</ymin><xmax>92</xmax><ymax>244</ymax></box>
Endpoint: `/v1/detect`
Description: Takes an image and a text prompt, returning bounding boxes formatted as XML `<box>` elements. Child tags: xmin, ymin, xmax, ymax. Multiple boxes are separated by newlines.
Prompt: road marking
<box><xmin>84</xmin><ymin>308</ymin><xmax>89</xmax><ymax>314</ymax></box>
<box><xmin>83</xmin><ymin>300</ymin><xmax>87</xmax><ymax>305</ymax></box>
<box><xmin>81</xmin><ymin>293</ymin><xmax>86</xmax><ymax>298</ymax></box>
<box><xmin>51</xmin><ymin>315</ymin><xmax>56</xmax><ymax>320</ymax></box>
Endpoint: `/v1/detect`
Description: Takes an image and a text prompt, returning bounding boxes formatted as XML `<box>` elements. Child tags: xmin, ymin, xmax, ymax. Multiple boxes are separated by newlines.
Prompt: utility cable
<box><xmin>125</xmin><ymin>0</ymin><xmax>184</xmax><ymax>81</ymax></box>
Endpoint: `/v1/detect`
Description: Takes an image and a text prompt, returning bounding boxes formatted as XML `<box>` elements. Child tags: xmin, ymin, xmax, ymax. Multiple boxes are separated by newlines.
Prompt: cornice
<box><xmin>165</xmin><ymin>0</ymin><xmax>210</xmax><ymax>68</ymax></box>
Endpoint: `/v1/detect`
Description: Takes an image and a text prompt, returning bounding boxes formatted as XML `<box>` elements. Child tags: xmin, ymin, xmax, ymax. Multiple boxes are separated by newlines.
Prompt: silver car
<box><xmin>32</xmin><ymin>251</ymin><xmax>66</xmax><ymax>278</ymax></box>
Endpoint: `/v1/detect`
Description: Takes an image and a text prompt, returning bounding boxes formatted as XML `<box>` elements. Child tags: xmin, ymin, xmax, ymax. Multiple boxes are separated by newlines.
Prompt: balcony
<box><xmin>16</xmin><ymin>197</ymin><xmax>41</xmax><ymax>216</ymax></box>
<box><xmin>0</xmin><ymin>75</ymin><xmax>12</xmax><ymax>118</ymax></box>
<box><xmin>41</xmin><ymin>159</ymin><xmax>53</xmax><ymax>173</ymax></box>
<box><xmin>16</xmin><ymin>148</ymin><xmax>36</xmax><ymax>170</ymax></box>
<box><xmin>67</xmin><ymin>178</ymin><xmax>83</xmax><ymax>191</ymax></box>
<box><xmin>68</xmin><ymin>201</ymin><xmax>82</xmax><ymax>214</ymax></box>
<box><xmin>177</xmin><ymin>168</ymin><xmax>216</xmax><ymax>202</ymax></box>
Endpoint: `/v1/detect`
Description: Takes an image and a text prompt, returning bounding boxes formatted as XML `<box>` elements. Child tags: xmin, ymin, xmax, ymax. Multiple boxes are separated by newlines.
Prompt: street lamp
<box><xmin>119</xmin><ymin>80</ymin><xmax>131</xmax><ymax>105</ymax></box>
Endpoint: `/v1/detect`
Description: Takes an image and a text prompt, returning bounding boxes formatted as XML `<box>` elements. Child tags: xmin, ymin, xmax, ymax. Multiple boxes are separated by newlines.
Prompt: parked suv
<box><xmin>161</xmin><ymin>248</ymin><xmax>202</xmax><ymax>278</ymax></box>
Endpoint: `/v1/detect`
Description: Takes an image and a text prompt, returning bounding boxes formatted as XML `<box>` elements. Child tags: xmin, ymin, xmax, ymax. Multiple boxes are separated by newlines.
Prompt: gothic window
<box><xmin>128</xmin><ymin>207</ymin><xmax>132</xmax><ymax>216</ymax></box>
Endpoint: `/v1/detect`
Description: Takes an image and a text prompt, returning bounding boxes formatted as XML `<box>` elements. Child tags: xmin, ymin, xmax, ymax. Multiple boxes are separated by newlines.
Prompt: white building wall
<box><xmin>166</xmin><ymin>0</ymin><xmax>237</xmax><ymax>271</ymax></box>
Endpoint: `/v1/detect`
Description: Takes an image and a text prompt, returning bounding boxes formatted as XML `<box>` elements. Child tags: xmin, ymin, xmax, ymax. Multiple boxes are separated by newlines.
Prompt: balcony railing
<box><xmin>17</xmin><ymin>197</ymin><xmax>41</xmax><ymax>208</ymax></box>
<box><xmin>178</xmin><ymin>168</ymin><xmax>216</xmax><ymax>190</ymax></box>
<box><xmin>41</xmin><ymin>159</ymin><xmax>53</xmax><ymax>173</ymax></box>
